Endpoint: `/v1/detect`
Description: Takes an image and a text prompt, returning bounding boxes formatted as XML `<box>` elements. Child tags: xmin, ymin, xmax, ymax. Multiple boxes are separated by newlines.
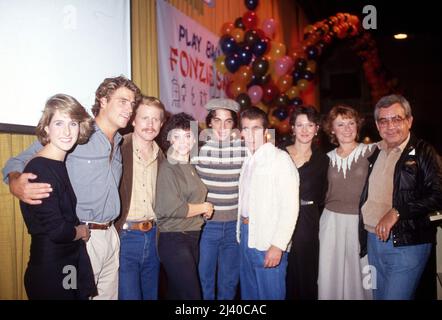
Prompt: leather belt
<box><xmin>241</xmin><ymin>217</ymin><xmax>249</xmax><ymax>224</ymax></box>
<box><xmin>123</xmin><ymin>219</ymin><xmax>156</xmax><ymax>232</ymax></box>
<box><xmin>83</xmin><ymin>221</ymin><xmax>112</xmax><ymax>230</ymax></box>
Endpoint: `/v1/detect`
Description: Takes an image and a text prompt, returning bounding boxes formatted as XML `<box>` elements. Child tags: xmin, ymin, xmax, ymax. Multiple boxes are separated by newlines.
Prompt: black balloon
<box><xmin>252</xmin><ymin>57</ymin><xmax>269</xmax><ymax>77</ymax></box>
<box><xmin>225</xmin><ymin>54</ymin><xmax>241</xmax><ymax>73</ymax></box>
<box><xmin>306</xmin><ymin>45</ymin><xmax>319</xmax><ymax>60</ymax></box>
<box><xmin>238</xmin><ymin>46</ymin><xmax>253</xmax><ymax>65</ymax></box>
<box><xmin>236</xmin><ymin>93</ymin><xmax>252</xmax><ymax>110</ymax></box>
<box><xmin>220</xmin><ymin>35</ymin><xmax>238</xmax><ymax>56</ymax></box>
<box><xmin>251</xmin><ymin>73</ymin><xmax>270</xmax><ymax>86</ymax></box>
<box><xmin>252</xmin><ymin>38</ymin><xmax>268</xmax><ymax>57</ymax></box>
<box><xmin>244</xmin><ymin>29</ymin><xmax>260</xmax><ymax>47</ymax></box>
<box><xmin>295</xmin><ymin>58</ymin><xmax>307</xmax><ymax>70</ymax></box>
<box><xmin>292</xmin><ymin>70</ymin><xmax>303</xmax><ymax>82</ymax></box>
<box><xmin>292</xmin><ymin>97</ymin><xmax>303</xmax><ymax>106</ymax></box>
<box><xmin>244</xmin><ymin>0</ymin><xmax>259</xmax><ymax>11</ymax></box>
<box><xmin>303</xmin><ymin>70</ymin><xmax>315</xmax><ymax>81</ymax></box>
<box><xmin>273</xmin><ymin>107</ymin><xmax>288</xmax><ymax>121</ymax></box>
<box><xmin>234</xmin><ymin>17</ymin><xmax>245</xmax><ymax>30</ymax></box>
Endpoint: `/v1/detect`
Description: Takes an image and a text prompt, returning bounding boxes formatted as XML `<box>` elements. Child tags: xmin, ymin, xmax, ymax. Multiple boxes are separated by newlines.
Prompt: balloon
<box><xmin>248</xmin><ymin>85</ymin><xmax>263</xmax><ymax>104</ymax></box>
<box><xmin>255</xmin><ymin>102</ymin><xmax>269</xmax><ymax>113</ymax></box>
<box><xmin>252</xmin><ymin>57</ymin><xmax>269</xmax><ymax>77</ymax></box>
<box><xmin>225</xmin><ymin>54</ymin><xmax>241</xmax><ymax>73</ymax></box>
<box><xmin>286</xmin><ymin>86</ymin><xmax>300</xmax><ymax>99</ymax></box>
<box><xmin>268</xmin><ymin>41</ymin><xmax>286</xmax><ymax>59</ymax></box>
<box><xmin>303</xmin><ymin>70</ymin><xmax>315</xmax><ymax>81</ymax></box>
<box><xmin>297</xmin><ymin>79</ymin><xmax>309</xmax><ymax>90</ymax></box>
<box><xmin>234</xmin><ymin>65</ymin><xmax>253</xmax><ymax>84</ymax></box>
<box><xmin>251</xmin><ymin>73</ymin><xmax>270</xmax><ymax>86</ymax></box>
<box><xmin>220</xmin><ymin>22</ymin><xmax>234</xmax><ymax>36</ymax></box>
<box><xmin>306</xmin><ymin>45</ymin><xmax>319</xmax><ymax>60</ymax></box>
<box><xmin>236</xmin><ymin>93</ymin><xmax>252</xmax><ymax>110</ymax></box>
<box><xmin>243</xmin><ymin>11</ymin><xmax>258</xmax><ymax>30</ymax></box>
<box><xmin>292</xmin><ymin>97</ymin><xmax>303</xmax><ymax>106</ymax></box>
<box><xmin>276</xmin><ymin>118</ymin><xmax>291</xmax><ymax>134</ymax></box>
<box><xmin>229</xmin><ymin>81</ymin><xmax>247</xmax><ymax>98</ymax></box>
<box><xmin>252</xmin><ymin>37</ymin><xmax>268</xmax><ymax>57</ymax></box>
<box><xmin>234</xmin><ymin>17</ymin><xmax>245</xmax><ymax>30</ymax></box>
<box><xmin>238</xmin><ymin>46</ymin><xmax>253</xmax><ymax>65</ymax></box>
<box><xmin>262</xmin><ymin>18</ymin><xmax>276</xmax><ymax>38</ymax></box>
<box><xmin>275</xmin><ymin>94</ymin><xmax>290</xmax><ymax>108</ymax></box>
<box><xmin>274</xmin><ymin>56</ymin><xmax>293</xmax><ymax>76</ymax></box>
<box><xmin>268</xmin><ymin>113</ymin><xmax>281</xmax><ymax>127</ymax></box>
<box><xmin>244</xmin><ymin>0</ymin><xmax>259</xmax><ymax>11</ymax></box>
<box><xmin>220</xmin><ymin>35</ymin><xmax>239</xmax><ymax>56</ymax></box>
<box><xmin>215</xmin><ymin>55</ymin><xmax>227</xmax><ymax>74</ymax></box>
<box><xmin>244</xmin><ymin>29</ymin><xmax>260</xmax><ymax>47</ymax></box>
<box><xmin>231</xmin><ymin>28</ymin><xmax>245</xmax><ymax>43</ymax></box>
<box><xmin>292</xmin><ymin>70</ymin><xmax>303</xmax><ymax>83</ymax></box>
<box><xmin>262</xmin><ymin>82</ymin><xmax>280</xmax><ymax>104</ymax></box>
<box><xmin>295</xmin><ymin>58</ymin><xmax>307</xmax><ymax>70</ymax></box>
<box><xmin>276</xmin><ymin>74</ymin><xmax>293</xmax><ymax>93</ymax></box>
<box><xmin>273</xmin><ymin>107</ymin><xmax>288</xmax><ymax>121</ymax></box>
<box><xmin>306</xmin><ymin>60</ymin><xmax>317</xmax><ymax>73</ymax></box>
<box><xmin>278</xmin><ymin>133</ymin><xmax>293</xmax><ymax>146</ymax></box>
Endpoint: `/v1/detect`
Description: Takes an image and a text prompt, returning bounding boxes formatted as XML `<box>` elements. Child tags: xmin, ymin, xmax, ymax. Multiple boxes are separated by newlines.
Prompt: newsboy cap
<box><xmin>204</xmin><ymin>98</ymin><xmax>240</xmax><ymax>113</ymax></box>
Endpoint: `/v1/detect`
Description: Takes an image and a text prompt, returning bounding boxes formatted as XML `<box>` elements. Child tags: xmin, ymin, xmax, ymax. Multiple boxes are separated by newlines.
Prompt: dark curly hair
<box><xmin>159</xmin><ymin>112</ymin><xmax>197</xmax><ymax>153</ymax></box>
<box><xmin>289</xmin><ymin>105</ymin><xmax>321</xmax><ymax>127</ymax></box>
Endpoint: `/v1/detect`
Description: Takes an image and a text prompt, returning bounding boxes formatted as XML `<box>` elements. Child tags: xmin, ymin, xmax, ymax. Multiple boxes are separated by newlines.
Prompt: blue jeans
<box><xmin>198</xmin><ymin>221</ymin><xmax>240</xmax><ymax>300</ymax></box>
<box><xmin>118</xmin><ymin>227</ymin><xmax>160</xmax><ymax>300</ymax></box>
<box><xmin>367</xmin><ymin>232</ymin><xmax>432</xmax><ymax>300</ymax></box>
<box><xmin>239</xmin><ymin>223</ymin><xmax>288</xmax><ymax>300</ymax></box>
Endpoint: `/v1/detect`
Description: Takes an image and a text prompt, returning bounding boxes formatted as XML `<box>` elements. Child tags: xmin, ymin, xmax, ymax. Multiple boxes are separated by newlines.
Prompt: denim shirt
<box><xmin>2</xmin><ymin>124</ymin><xmax>123</xmax><ymax>223</ymax></box>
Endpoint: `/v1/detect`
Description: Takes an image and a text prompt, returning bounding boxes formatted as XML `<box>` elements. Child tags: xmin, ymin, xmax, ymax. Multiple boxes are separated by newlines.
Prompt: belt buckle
<box><xmin>138</xmin><ymin>221</ymin><xmax>153</xmax><ymax>232</ymax></box>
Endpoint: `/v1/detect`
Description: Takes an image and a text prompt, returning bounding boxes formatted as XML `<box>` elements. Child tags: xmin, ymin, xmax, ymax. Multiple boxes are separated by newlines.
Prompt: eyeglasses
<box><xmin>377</xmin><ymin>115</ymin><xmax>407</xmax><ymax>128</ymax></box>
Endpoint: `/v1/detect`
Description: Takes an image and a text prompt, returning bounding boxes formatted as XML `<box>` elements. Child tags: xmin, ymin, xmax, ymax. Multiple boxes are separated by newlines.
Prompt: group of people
<box><xmin>2</xmin><ymin>76</ymin><xmax>442</xmax><ymax>301</ymax></box>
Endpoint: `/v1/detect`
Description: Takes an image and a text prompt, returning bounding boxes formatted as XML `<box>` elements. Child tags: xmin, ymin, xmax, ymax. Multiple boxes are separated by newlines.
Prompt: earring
<box><xmin>315</xmin><ymin>133</ymin><xmax>318</xmax><ymax>136</ymax></box>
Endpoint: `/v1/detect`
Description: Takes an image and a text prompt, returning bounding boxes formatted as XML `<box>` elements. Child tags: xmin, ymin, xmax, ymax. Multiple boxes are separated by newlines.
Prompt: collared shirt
<box><xmin>361</xmin><ymin>134</ymin><xmax>411</xmax><ymax>232</ymax></box>
<box><xmin>238</xmin><ymin>149</ymin><xmax>254</xmax><ymax>218</ymax></box>
<box><xmin>2</xmin><ymin>124</ymin><xmax>123</xmax><ymax>223</ymax></box>
<box><xmin>126</xmin><ymin>140</ymin><xmax>159</xmax><ymax>222</ymax></box>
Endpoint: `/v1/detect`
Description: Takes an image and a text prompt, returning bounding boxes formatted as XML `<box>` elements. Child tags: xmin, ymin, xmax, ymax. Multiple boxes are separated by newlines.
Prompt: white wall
<box><xmin>0</xmin><ymin>0</ymin><xmax>131</xmax><ymax>127</ymax></box>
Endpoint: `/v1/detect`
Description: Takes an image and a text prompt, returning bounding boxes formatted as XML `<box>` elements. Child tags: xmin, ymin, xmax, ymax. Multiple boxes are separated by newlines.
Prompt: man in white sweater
<box><xmin>237</xmin><ymin>107</ymin><xmax>300</xmax><ymax>300</ymax></box>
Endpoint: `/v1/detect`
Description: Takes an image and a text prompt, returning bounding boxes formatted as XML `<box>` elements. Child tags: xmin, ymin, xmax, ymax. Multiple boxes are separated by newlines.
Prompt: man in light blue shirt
<box><xmin>2</xmin><ymin>76</ymin><xmax>141</xmax><ymax>300</ymax></box>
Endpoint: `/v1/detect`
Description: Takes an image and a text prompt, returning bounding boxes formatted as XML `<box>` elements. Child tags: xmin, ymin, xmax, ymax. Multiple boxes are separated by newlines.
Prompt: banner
<box><xmin>156</xmin><ymin>0</ymin><xmax>225</xmax><ymax>121</ymax></box>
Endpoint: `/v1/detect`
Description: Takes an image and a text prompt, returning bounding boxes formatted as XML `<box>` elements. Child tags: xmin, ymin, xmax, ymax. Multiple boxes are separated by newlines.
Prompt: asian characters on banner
<box><xmin>215</xmin><ymin>0</ymin><xmax>398</xmax><ymax>140</ymax></box>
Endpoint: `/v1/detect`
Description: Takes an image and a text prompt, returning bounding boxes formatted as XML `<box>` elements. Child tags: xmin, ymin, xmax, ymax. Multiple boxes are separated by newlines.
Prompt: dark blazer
<box><xmin>114</xmin><ymin>133</ymin><xmax>165</xmax><ymax>232</ymax></box>
<box><xmin>359</xmin><ymin>134</ymin><xmax>442</xmax><ymax>257</ymax></box>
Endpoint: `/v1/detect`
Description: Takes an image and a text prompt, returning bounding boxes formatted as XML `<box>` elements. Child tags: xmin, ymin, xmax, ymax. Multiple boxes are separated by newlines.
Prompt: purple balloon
<box><xmin>275</xmin><ymin>56</ymin><xmax>293</xmax><ymax>76</ymax></box>
<box><xmin>247</xmin><ymin>85</ymin><xmax>263</xmax><ymax>104</ymax></box>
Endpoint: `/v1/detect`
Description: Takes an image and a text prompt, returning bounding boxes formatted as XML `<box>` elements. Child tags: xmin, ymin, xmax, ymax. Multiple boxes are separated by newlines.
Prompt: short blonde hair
<box><xmin>132</xmin><ymin>96</ymin><xmax>166</xmax><ymax>122</ymax></box>
<box><xmin>36</xmin><ymin>94</ymin><xmax>94</xmax><ymax>146</ymax></box>
<box><xmin>323</xmin><ymin>104</ymin><xmax>363</xmax><ymax>145</ymax></box>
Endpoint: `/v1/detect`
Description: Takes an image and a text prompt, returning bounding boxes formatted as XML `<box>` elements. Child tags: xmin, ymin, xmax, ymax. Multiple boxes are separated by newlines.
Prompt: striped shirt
<box><xmin>191</xmin><ymin>139</ymin><xmax>248</xmax><ymax>221</ymax></box>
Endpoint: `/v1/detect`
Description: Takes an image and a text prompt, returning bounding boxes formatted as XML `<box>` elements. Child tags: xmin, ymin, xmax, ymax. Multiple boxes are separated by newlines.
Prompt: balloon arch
<box><xmin>215</xmin><ymin>0</ymin><xmax>398</xmax><ymax>137</ymax></box>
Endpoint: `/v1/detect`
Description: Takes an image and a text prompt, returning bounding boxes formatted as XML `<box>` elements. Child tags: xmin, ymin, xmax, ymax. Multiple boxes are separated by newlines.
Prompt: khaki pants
<box><xmin>86</xmin><ymin>224</ymin><xmax>120</xmax><ymax>300</ymax></box>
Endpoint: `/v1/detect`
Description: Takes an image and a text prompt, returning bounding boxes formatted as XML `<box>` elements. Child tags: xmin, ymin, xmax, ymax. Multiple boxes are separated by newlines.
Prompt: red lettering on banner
<box><xmin>170</xmin><ymin>47</ymin><xmax>178</xmax><ymax>71</ymax></box>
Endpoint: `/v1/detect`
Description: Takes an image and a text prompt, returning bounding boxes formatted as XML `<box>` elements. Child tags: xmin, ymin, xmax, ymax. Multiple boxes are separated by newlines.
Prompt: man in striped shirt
<box><xmin>191</xmin><ymin>98</ymin><xmax>248</xmax><ymax>300</ymax></box>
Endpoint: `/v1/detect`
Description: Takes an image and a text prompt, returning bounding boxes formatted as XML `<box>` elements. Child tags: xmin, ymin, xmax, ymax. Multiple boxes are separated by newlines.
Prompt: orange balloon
<box><xmin>306</xmin><ymin>60</ymin><xmax>317</xmax><ymax>73</ymax></box>
<box><xmin>231</xmin><ymin>28</ymin><xmax>244</xmax><ymax>43</ymax></box>
<box><xmin>230</xmin><ymin>81</ymin><xmax>247</xmax><ymax>98</ymax></box>
<box><xmin>268</xmin><ymin>42</ymin><xmax>286</xmax><ymax>60</ymax></box>
<box><xmin>277</xmin><ymin>119</ymin><xmax>291</xmax><ymax>135</ymax></box>
<box><xmin>234</xmin><ymin>65</ymin><xmax>253</xmax><ymax>84</ymax></box>
<box><xmin>256</xmin><ymin>102</ymin><xmax>269</xmax><ymax>113</ymax></box>
<box><xmin>297</xmin><ymin>79</ymin><xmax>309</xmax><ymax>90</ymax></box>
<box><xmin>276</xmin><ymin>74</ymin><xmax>293</xmax><ymax>93</ymax></box>
<box><xmin>268</xmin><ymin>113</ymin><xmax>281</xmax><ymax>127</ymax></box>
<box><xmin>220</xmin><ymin>22</ymin><xmax>234</xmax><ymax>36</ymax></box>
<box><xmin>286</xmin><ymin>86</ymin><xmax>300</xmax><ymax>99</ymax></box>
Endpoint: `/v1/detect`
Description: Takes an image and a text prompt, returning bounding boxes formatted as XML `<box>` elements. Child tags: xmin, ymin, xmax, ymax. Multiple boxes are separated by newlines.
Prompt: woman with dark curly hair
<box><xmin>284</xmin><ymin>106</ymin><xmax>329</xmax><ymax>300</ymax></box>
<box><xmin>155</xmin><ymin>112</ymin><xmax>213</xmax><ymax>299</ymax></box>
